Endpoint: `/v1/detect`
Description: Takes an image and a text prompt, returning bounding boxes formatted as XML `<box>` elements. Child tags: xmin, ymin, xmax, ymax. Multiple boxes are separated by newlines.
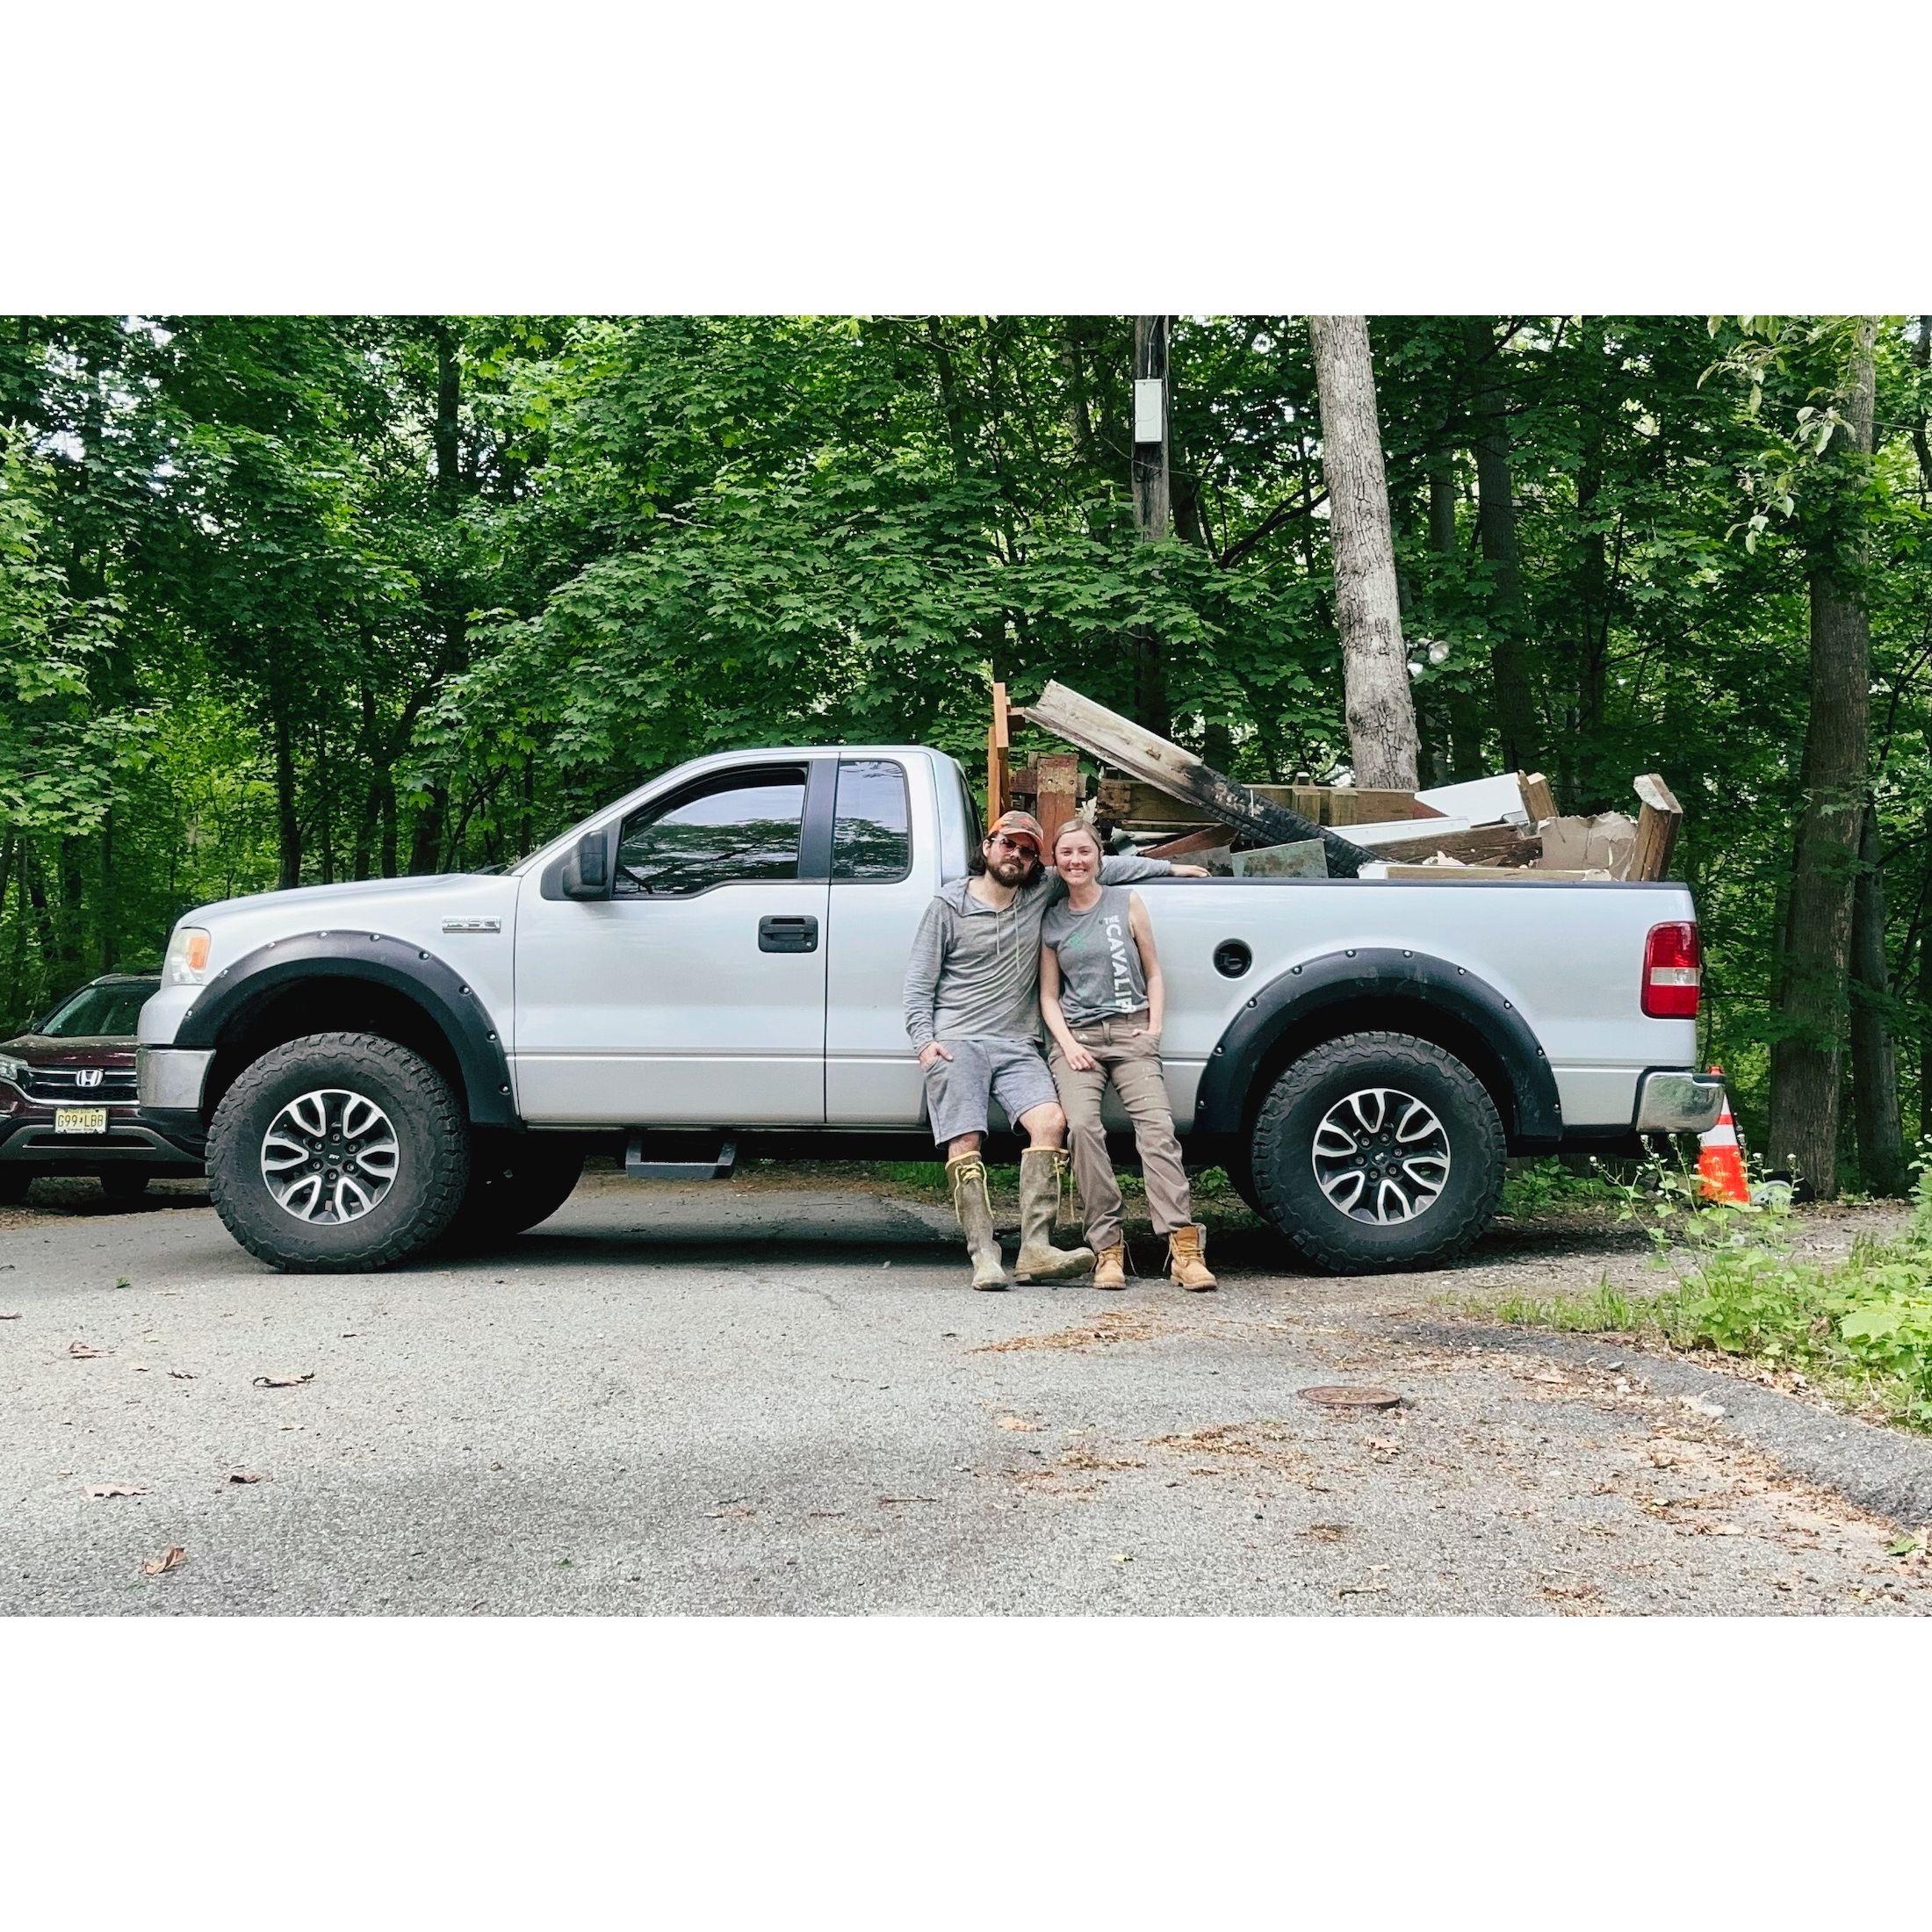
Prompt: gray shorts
<box><xmin>921</xmin><ymin>1035</ymin><xmax>1060</xmax><ymax>1144</ymax></box>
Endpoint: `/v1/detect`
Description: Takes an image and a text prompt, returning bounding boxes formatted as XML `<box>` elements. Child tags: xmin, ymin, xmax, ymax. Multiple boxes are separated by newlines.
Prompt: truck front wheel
<box><xmin>1247</xmin><ymin>1031</ymin><xmax>1504</xmax><ymax>1274</ymax></box>
<box><xmin>206</xmin><ymin>1032</ymin><xmax>471</xmax><ymax>1272</ymax></box>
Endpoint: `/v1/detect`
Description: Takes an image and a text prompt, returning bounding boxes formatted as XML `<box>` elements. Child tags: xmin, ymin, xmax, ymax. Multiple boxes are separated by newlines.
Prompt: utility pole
<box><xmin>1130</xmin><ymin>315</ymin><xmax>1171</xmax><ymax>734</ymax></box>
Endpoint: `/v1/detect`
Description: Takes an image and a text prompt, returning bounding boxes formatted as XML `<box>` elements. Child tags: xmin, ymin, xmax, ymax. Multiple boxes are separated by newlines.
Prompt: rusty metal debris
<box><xmin>1296</xmin><ymin>1384</ymin><xmax>1404</xmax><ymax>1411</ymax></box>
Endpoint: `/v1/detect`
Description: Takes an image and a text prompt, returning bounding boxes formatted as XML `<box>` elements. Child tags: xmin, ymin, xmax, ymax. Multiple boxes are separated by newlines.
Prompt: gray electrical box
<box><xmin>1133</xmin><ymin>377</ymin><xmax>1164</xmax><ymax>444</ymax></box>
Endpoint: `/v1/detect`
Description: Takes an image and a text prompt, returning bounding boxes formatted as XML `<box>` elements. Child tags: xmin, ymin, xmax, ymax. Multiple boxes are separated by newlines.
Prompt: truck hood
<box><xmin>184</xmin><ymin>873</ymin><xmax>516</xmax><ymax>929</ymax></box>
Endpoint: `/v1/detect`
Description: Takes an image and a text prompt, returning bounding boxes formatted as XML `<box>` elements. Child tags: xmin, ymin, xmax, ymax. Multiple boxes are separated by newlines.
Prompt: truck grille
<box><xmin>24</xmin><ymin>1067</ymin><xmax>139</xmax><ymax>1102</ymax></box>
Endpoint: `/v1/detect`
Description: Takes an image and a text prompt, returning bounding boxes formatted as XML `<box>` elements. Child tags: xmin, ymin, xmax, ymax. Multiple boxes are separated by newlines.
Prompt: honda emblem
<box><xmin>76</xmin><ymin>1068</ymin><xmax>104</xmax><ymax>1089</ymax></box>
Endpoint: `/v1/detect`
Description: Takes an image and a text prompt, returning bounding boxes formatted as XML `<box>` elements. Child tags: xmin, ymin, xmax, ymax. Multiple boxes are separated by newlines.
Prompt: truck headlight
<box><xmin>164</xmin><ymin>926</ymin><xmax>213</xmax><ymax>986</ymax></box>
<box><xmin>0</xmin><ymin>1053</ymin><xmax>25</xmax><ymax>1086</ymax></box>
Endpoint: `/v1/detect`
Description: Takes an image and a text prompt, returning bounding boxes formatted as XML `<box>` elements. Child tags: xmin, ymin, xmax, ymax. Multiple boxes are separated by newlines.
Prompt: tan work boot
<box><xmin>946</xmin><ymin>1154</ymin><xmax>1008</xmax><ymax>1291</ymax></box>
<box><xmin>1092</xmin><ymin>1244</ymin><xmax>1128</xmax><ymax>1290</ymax></box>
<box><xmin>1013</xmin><ymin>1148</ymin><xmax>1095</xmax><ymax>1283</ymax></box>
<box><xmin>1166</xmin><ymin>1222</ymin><xmax>1217</xmax><ymax>1291</ymax></box>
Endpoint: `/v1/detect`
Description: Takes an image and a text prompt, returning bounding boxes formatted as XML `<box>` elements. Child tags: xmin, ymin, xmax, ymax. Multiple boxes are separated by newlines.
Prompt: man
<box><xmin>902</xmin><ymin>808</ymin><xmax>1206</xmax><ymax>1289</ymax></box>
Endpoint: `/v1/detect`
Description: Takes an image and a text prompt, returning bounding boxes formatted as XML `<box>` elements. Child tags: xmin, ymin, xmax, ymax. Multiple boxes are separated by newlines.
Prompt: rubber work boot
<box><xmin>1013</xmin><ymin>1149</ymin><xmax>1095</xmax><ymax>1283</ymax></box>
<box><xmin>1092</xmin><ymin>1244</ymin><xmax>1128</xmax><ymax>1290</ymax></box>
<box><xmin>946</xmin><ymin>1154</ymin><xmax>1008</xmax><ymax>1291</ymax></box>
<box><xmin>1166</xmin><ymin>1222</ymin><xmax>1218</xmax><ymax>1291</ymax></box>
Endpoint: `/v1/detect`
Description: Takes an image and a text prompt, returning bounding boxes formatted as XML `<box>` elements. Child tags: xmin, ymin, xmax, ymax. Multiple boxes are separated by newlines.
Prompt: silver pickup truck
<box><xmin>138</xmin><ymin>744</ymin><xmax>1721</xmax><ymax>1275</ymax></box>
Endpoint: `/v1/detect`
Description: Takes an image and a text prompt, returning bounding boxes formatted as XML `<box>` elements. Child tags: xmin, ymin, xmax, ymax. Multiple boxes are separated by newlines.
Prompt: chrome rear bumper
<box><xmin>1633</xmin><ymin>1070</ymin><xmax>1724</xmax><ymax>1135</ymax></box>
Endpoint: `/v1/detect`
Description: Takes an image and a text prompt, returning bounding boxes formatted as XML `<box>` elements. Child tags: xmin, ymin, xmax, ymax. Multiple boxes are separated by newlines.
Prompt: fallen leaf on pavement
<box><xmin>0</xmin><ymin>1311</ymin><xmax>19</xmax><ymax>1320</ymax></box>
<box><xmin>253</xmin><ymin>1372</ymin><xmax>314</xmax><ymax>1388</ymax></box>
<box><xmin>142</xmin><ymin>1546</ymin><xmax>186</xmax><ymax>1576</ymax></box>
<box><xmin>88</xmin><ymin>1483</ymin><xmax>149</xmax><ymax>1499</ymax></box>
<box><xmin>227</xmin><ymin>1471</ymin><xmax>265</xmax><ymax>1485</ymax></box>
<box><xmin>1112</xmin><ymin>1553</ymin><xmax>1134</xmax><ymax>1563</ymax></box>
<box><xmin>169</xmin><ymin>1370</ymin><xmax>197</xmax><ymax>1381</ymax></box>
<box><xmin>995</xmin><ymin>1416</ymin><xmax>1042</xmax><ymax>1432</ymax></box>
<box><xmin>68</xmin><ymin>1341</ymin><xmax>106</xmax><ymax>1359</ymax></box>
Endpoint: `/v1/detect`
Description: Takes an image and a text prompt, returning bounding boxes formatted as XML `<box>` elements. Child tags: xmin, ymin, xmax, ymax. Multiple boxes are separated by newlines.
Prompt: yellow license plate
<box><xmin>54</xmin><ymin>1107</ymin><xmax>110</xmax><ymax>1135</ymax></box>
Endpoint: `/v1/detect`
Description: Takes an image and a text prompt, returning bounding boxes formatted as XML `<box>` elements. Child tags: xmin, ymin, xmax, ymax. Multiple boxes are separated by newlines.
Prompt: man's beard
<box><xmin>989</xmin><ymin>854</ymin><xmax>1036</xmax><ymax>887</ymax></box>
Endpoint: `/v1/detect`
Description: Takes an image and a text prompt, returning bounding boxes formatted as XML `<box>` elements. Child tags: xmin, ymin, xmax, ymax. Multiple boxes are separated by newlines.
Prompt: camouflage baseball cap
<box><xmin>988</xmin><ymin>809</ymin><xmax>1045</xmax><ymax>854</ymax></box>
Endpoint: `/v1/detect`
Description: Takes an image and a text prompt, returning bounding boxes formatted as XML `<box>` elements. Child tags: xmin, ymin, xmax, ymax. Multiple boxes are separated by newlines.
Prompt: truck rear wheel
<box><xmin>1247</xmin><ymin>1031</ymin><xmax>1504</xmax><ymax>1274</ymax></box>
<box><xmin>206</xmin><ymin>1032</ymin><xmax>470</xmax><ymax>1272</ymax></box>
<box><xmin>443</xmin><ymin>1132</ymin><xmax>586</xmax><ymax>1248</ymax></box>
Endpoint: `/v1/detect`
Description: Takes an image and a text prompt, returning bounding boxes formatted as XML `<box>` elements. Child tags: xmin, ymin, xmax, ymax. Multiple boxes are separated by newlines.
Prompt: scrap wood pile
<box><xmin>989</xmin><ymin>679</ymin><xmax>1683</xmax><ymax>884</ymax></box>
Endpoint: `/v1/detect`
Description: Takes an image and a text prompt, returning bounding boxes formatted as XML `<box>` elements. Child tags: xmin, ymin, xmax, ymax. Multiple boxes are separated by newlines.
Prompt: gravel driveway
<box><xmin>3</xmin><ymin>1174</ymin><xmax>1927</xmax><ymax>1614</ymax></box>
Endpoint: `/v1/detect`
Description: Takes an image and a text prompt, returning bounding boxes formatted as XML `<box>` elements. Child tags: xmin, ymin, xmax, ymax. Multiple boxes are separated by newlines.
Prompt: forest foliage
<box><xmin>3</xmin><ymin>314</ymin><xmax>1929</xmax><ymax>1190</ymax></box>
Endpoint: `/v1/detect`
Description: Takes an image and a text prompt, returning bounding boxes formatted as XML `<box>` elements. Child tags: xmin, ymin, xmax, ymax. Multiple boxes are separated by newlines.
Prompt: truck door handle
<box><xmin>758</xmin><ymin>914</ymin><xmax>819</xmax><ymax>954</ymax></box>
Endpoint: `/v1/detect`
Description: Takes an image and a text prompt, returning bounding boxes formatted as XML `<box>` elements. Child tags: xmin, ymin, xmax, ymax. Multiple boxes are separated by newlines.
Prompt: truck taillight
<box><xmin>1642</xmin><ymin>921</ymin><xmax>1701</xmax><ymax>1019</ymax></box>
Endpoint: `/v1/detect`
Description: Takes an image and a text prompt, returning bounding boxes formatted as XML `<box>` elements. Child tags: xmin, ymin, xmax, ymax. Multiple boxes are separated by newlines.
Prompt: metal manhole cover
<box><xmin>1296</xmin><ymin>1385</ymin><xmax>1404</xmax><ymax>1411</ymax></box>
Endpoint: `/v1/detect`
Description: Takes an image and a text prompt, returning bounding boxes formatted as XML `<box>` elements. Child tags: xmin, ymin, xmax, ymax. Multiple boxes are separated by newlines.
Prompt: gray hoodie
<box><xmin>902</xmin><ymin>855</ymin><xmax>1172</xmax><ymax>1048</ymax></box>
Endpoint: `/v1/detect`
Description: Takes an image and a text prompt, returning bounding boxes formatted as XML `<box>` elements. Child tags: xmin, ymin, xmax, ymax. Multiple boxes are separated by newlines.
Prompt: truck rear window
<box><xmin>832</xmin><ymin>760</ymin><xmax>912</xmax><ymax>882</ymax></box>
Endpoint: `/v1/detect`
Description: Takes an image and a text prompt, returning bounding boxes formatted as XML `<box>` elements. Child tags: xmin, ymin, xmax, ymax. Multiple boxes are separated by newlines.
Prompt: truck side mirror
<box><xmin>561</xmin><ymin>829</ymin><xmax>612</xmax><ymax>900</ymax></box>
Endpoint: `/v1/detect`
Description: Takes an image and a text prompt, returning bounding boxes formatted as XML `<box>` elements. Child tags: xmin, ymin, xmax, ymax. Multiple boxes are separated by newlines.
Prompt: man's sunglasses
<box><xmin>987</xmin><ymin>833</ymin><xmax>1040</xmax><ymax>861</ymax></box>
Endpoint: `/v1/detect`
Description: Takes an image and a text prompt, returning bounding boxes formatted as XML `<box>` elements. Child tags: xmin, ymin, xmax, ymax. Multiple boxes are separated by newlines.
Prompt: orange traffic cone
<box><xmin>1696</xmin><ymin>1066</ymin><xmax>1751</xmax><ymax>1206</ymax></box>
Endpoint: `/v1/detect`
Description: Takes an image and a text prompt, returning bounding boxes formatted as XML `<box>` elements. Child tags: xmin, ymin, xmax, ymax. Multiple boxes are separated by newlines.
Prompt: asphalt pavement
<box><xmin>3</xmin><ymin>1175</ymin><xmax>1927</xmax><ymax>1614</ymax></box>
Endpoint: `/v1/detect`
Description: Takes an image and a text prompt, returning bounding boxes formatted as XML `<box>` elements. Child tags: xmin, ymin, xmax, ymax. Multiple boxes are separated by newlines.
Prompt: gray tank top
<box><xmin>1042</xmin><ymin>885</ymin><xmax>1148</xmax><ymax>1025</ymax></box>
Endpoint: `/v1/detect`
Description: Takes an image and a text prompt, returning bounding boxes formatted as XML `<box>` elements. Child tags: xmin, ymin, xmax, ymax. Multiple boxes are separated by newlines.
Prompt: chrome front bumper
<box><xmin>1633</xmin><ymin>1070</ymin><xmax>1725</xmax><ymax>1135</ymax></box>
<box><xmin>137</xmin><ymin>1046</ymin><xmax>214</xmax><ymax>1113</ymax></box>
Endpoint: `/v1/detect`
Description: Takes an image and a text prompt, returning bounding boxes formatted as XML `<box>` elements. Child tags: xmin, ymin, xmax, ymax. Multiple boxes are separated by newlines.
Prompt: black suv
<box><xmin>0</xmin><ymin>975</ymin><xmax>203</xmax><ymax>1204</ymax></box>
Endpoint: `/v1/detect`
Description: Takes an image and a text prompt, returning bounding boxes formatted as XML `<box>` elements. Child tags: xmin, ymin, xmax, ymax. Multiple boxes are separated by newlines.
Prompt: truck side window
<box><xmin>614</xmin><ymin>767</ymin><xmax>807</xmax><ymax>897</ymax></box>
<box><xmin>832</xmin><ymin>760</ymin><xmax>912</xmax><ymax>882</ymax></box>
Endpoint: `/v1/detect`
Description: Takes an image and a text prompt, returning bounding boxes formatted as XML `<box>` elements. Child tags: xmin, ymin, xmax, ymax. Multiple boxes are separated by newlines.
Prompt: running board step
<box><xmin>624</xmin><ymin>1135</ymin><xmax>738</xmax><ymax>1181</ymax></box>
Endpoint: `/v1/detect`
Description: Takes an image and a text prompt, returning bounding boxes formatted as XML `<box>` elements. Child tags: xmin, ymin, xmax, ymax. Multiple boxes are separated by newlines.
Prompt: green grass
<box><xmin>1470</xmin><ymin>1175</ymin><xmax>1932</xmax><ymax>1433</ymax></box>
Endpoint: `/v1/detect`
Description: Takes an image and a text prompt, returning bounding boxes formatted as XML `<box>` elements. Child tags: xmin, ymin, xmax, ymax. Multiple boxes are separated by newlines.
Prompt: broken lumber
<box><xmin>1628</xmin><ymin>774</ymin><xmax>1682</xmax><ymax>882</ymax></box>
<box><xmin>1518</xmin><ymin>772</ymin><xmax>1558</xmax><ymax>823</ymax></box>
<box><xmin>1019</xmin><ymin>681</ymin><xmax>1375</xmax><ymax>877</ymax></box>
<box><xmin>1353</xmin><ymin>824</ymin><xmax>1543</xmax><ymax>867</ymax></box>
<box><xmin>987</xmin><ymin>682</ymin><xmax>1011</xmax><ymax>823</ymax></box>
<box><xmin>1138</xmin><ymin>825</ymin><xmax>1229</xmax><ymax>861</ymax></box>
<box><xmin>1370</xmin><ymin>864</ymin><xmax>1608</xmax><ymax>883</ymax></box>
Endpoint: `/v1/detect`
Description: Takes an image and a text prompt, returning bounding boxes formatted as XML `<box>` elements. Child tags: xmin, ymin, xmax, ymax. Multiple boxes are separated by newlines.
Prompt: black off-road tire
<box><xmin>440</xmin><ymin>1132</ymin><xmax>586</xmax><ymax>1249</ymax></box>
<box><xmin>206</xmin><ymin>1032</ymin><xmax>470</xmax><ymax>1273</ymax></box>
<box><xmin>1247</xmin><ymin>1031</ymin><xmax>1505</xmax><ymax>1274</ymax></box>
<box><xmin>98</xmin><ymin>1171</ymin><xmax>151</xmax><ymax>1204</ymax></box>
<box><xmin>0</xmin><ymin>1168</ymin><xmax>32</xmax><ymax>1206</ymax></box>
<box><xmin>1222</xmin><ymin>1145</ymin><xmax>1267</xmax><ymax>1219</ymax></box>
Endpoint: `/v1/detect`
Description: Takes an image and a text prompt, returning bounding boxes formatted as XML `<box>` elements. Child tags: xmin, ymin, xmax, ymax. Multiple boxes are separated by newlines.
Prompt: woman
<box><xmin>1039</xmin><ymin>819</ymin><xmax>1216</xmax><ymax>1291</ymax></box>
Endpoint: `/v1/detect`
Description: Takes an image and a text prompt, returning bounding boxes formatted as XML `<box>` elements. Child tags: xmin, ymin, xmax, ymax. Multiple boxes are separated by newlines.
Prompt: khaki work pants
<box><xmin>1047</xmin><ymin>1010</ymin><xmax>1193</xmax><ymax>1255</ymax></box>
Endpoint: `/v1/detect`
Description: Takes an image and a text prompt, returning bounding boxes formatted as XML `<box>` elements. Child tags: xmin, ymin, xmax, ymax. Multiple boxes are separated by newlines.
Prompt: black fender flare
<box><xmin>1192</xmin><ymin>948</ymin><xmax>1562</xmax><ymax>1143</ymax></box>
<box><xmin>174</xmin><ymin>932</ymin><xmax>517</xmax><ymax>1128</ymax></box>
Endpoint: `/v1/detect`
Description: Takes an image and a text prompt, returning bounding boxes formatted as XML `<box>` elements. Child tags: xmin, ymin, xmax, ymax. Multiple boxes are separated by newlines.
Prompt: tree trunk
<box><xmin>1850</xmin><ymin>804</ymin><xmax>1909</xmax><ymax>1195</ymax></box>
<box><xmin>1129</xmin><ymin>315</ymin><xmax>1171</xmax><ymax>736</ymax></box>
<box><xmin>1921</xmin><ymin>804</ymin><xmax>1932</xmax><ymax>1144</ymax></box>
<box><xmin>1460</xmin><ymin>318</ymin><xmax>1545</xmax><ymax>774</ymax></box>
<box><xmin>271</xmin><ymin>696</ymin><xmax>302</xmax><ymax>890</ymax></box>
<box><xmin>1308</xmin><ymin>315</ymin><xmax>1419</xmax><ymax>789</ymax></box>
<box><xmin>1767</xmin><ymin>320</ymin><xmax>1878</xmax><ymax>1199</ymax></box>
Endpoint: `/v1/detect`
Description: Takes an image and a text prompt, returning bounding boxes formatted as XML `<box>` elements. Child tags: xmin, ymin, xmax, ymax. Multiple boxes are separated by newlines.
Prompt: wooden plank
<box><xmin>1316</xmin><ymin>788</ymin><xmax>1439</xmax><ymax>826</ymax></box>
<box><xmin>1018</xmin><ymin>681</ymin><xmax>1375</xmax><ymax>876</ymax></box>
<box><xmin>1360</xmin><ymin>825</ymin><xmax>1543</xmax><ymax>867</ymax></box>
<box><xmin>1033</xmin><ymin>752</ymin><xmax>1081</xmax><ymax>849</ymax></box>
<box><xmin>1373</xmin><ymin>864</ymin><xmax>1607</xmax><ymax>883</ymax></box>
<box><xmin>986</xmin><ymin>682</ymin><xmax>1011</xmax><ymax>823</ymax></box>
<box><xmin>1138</xmin><ymin>825</ymin><xmax>1228</xmax><ymax>860</ymax></box>
<box><xmin>1095</xmin><ymin>777</ymin><xmax>1198</xmax><ymax>824</ymax></box>
<box><xmin>1098</xmin><ymin>776</ymin><xmax>1442</xmax><ymax>828</ymax></box>
<box><xmin>1519</xmin><ymin>772</ymin><xmax>1558</xmax><ymax>824</ymax></box>
<box><xmin>1628</xmin><ymin>774</ymin><xmax>1683</xmax><ymax>881</ymax></box>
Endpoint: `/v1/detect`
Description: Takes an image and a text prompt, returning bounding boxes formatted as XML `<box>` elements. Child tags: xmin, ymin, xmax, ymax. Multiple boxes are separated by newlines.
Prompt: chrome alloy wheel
<box><xmin>259</xmin><ymin>1088</ymin><xmax>400</xmax><ymax>1224</ymax></box>
<box><xmin>1310</xmin><ymin>1086</ymin><xmax>1451</xmax><ymax>1224</ymax></box>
